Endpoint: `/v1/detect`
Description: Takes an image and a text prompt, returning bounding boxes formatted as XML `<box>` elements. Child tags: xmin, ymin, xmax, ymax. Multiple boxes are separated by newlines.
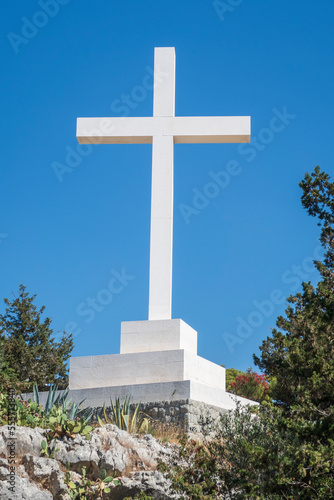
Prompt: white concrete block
<box><xmin>69</xmin><ymin>347</ymin><xmax>224</xmax><ymax>394</ymax></box>
<box><xmin>184</xmin><ymin>351</ymin><xmax>225</xmax><ymax>391</ymax></box>
<box><xmin>62</xmin><ymin>380</ymin><xmax>258</xmax><ymax>410</ymax></box>
<box><xmin>189</xmin><ymin>381</ymin><xmax>258</xmax><ymax>410</ymax></box>
<box><xmin>120</xmin><ymin>319</ymin><xmax>197</xmax><ymax>354</ymax></box>
<box><xmin>24</xmin><ymin>380</ymin><xmax>258</xmax><ymax>412</ymax></box>
<box><xmin>70</xmin><ymin>350</ymin><xmax>186</xmax><ymax>390</ymax></box>
<box><xmin>70</xmin><ymin>356</ymin><xmax>92</xmax><ymax>369</ymax></box>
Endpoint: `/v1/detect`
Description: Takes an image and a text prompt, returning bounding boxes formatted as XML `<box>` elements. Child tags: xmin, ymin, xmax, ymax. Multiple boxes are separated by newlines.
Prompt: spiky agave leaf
<box><xmin>130</xmin><ymin>402</ymin><xmax>141</xmax><ymax>433</ymax></box>
<box><xmin>44</xmin><ymin>384</ymin><xmax>57</xmax><ymax>415</ymax></box>
<box><xmin>54</xmin><ymin>386</ymin><xmax>69</xmax><ymax>407</ymax></box>
<box><xmin>68</xmin><ymin>401</ymin><xmax>79</xmax><ymax>421</ymax></box>
<box><xmin>122</xmin><ymin>414</ymin><xmax>129</xmax><ymax>432</ymax></box>
<box><xmin>33</xmin><ymin>382</ymin><xmax>39</xmax><ymax>405</ymax></box>
<box><xmin>137</xmin><ymin>417</ymin><xmax>149</xmax><ymax>434</ymax></box>
<box><xmin>103</xmin><ymin>403</ymin><xmax>112</xmax><ymax>424</ymax></box>
<box><xmin>81</xmin><ymin>407</ymin><xmax>94</xmax><ymax>425</ymax></box>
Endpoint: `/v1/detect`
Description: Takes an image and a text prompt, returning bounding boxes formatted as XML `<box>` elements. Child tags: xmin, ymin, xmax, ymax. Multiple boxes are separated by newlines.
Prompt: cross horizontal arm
<box><xmin>76</xmin><ymin>116</ymin><xmax>251</xmax><ymax>145</ymax></box>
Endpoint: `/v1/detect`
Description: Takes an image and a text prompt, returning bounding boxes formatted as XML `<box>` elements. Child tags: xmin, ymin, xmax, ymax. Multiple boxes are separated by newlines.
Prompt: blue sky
<box><xmin>1</xmin><ymin>0</ymin><xmax>333</xmax><ymax>374</ymax></box>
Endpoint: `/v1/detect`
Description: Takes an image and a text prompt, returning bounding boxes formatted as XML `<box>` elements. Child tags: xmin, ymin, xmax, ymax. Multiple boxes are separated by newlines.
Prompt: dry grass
<box><xmin>147</xmin><ymin>420</ymin><xmax>185</xmax><ymax>445</ymax></box>
<box><xmin>91</xmin><ymin>409</ymin><xmax>185</xmax><ymax>445</ymax></box>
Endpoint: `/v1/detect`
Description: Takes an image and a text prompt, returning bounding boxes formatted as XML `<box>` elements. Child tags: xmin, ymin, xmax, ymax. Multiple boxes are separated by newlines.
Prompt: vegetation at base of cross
<box><xmin>41</xmin><ymin>436</ymin><xmax>59</xmax><ymax>459</ymax></box>
<box><xmin>0</xmin><ymin>391</ymin><xmax>46</xmax><ymax>427</ymax></box>
<box><xmin>124</xmin><ymin>493</ymin><xmax>154</xmax><ymax>500</ymax></box>
<box><xmin>158</xmin><ymin>166</ymin><xmax>334</xmax><ymax>499</ymax></box>
<box><xmin>225</xmin><ymin>366</ymin><xmax>272</xmax><ymax>403</ymax></box>
<box><xmin>99</xmin><ymin>397</ymin><xmax>184</xmax><ymax>442</ymax></box>
<box><xmin>0</xmin><ymin>340</ymin><xmax>18</xmax><ymax>388</ymax></box>
<box><xmin>0</xmin><ymin>383</ymin><xmax>94</xmax><ymax>441</ymax></box>
<box><xmin>251</xmin><ymin>165</ymin><xmax>334</xmax><ymax>497</ymax></box>
<box><xmin>159</xmin><ymin>401</ymin><xmax>313</xmax><ymax>499</ymax></box>
<box><xmin>65</xmin><ymin>463</ymin><xmax>120</xmax><ymax>499</ymax></box>
<box><xmin>45</xmin><ymin>405</ymin><xmax>93</xmax><ymax>440</ymax></box>
<box><xmin>97</xmin><ymin>396</ymin><xmax>149</xmax><ymax>434</ymax></box>
<box><xmin>0</xmin><ymin>284</ymin><xmax>73</xmax><ymax>392</ymax></box>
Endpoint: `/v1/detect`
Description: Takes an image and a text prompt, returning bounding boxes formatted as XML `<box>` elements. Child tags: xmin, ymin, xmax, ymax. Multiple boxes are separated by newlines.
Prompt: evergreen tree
<box><xmin>0</xmin><ymin>285</ymin><xmax>73</xmax><ymax>391</ymax></box>
<box><xmin>165</xmin><ymin>168</ymin><xmax>334</xmax><ymax>499</ymax></box>
<box><xmin>254</xmin><ymin>166</ymin><xmax>334</xmax><ymax>497</ymax></box>
<box><xmin>0</xmin><ymin>338</ymin><xmax>19</xmax><ymax>390</ymax></box>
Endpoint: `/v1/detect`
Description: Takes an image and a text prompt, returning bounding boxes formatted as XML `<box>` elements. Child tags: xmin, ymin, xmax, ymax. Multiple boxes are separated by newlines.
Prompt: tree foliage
<box><xmin>252</xmin><ymin>166</ymin><xmax>334</xmax><ymax>498</ymax></box>
<box><xmin>0</xmin><ymin>285</ymin><xmax>73</xmax><ymax>391</ymax></box>
<box><xmin>164</xmin><ymin>167</ymin><xmax>334</xmax><ymax>499</ymax></box>
<box><xmin>226</xmin><ymin>367</ymin><xmax>270</xmax><ymax>403</ymax></box>
<box><xmin>225</xmin><ymin>367</ymin><xmax>244</xmax><ymax>389</ymax></box>
<box><xmin>161</xmin><ymin>403</ymin><xmax>295</xmax><ymax>499</ymax></box>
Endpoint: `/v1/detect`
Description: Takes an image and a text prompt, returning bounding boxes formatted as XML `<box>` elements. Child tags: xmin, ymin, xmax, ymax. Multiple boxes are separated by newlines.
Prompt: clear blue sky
<box><xmin>1</xmin><ymin>0</ymin><xmax>333</xmax><ymax>373</ymax></box>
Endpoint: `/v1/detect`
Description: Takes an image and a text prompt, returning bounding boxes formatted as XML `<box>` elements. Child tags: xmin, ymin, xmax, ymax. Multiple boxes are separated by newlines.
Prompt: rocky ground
<box><xmin>0</xmin><ymin>424</ymin><xmax>180</xmax><ymax>499</ymax></box>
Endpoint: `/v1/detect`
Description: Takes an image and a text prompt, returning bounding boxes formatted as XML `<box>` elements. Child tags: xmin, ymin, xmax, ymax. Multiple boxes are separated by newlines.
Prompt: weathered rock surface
<box><xmin>55</xmin><ymin>425</ymin><xmax>172</xmax><ymax>475</ymax></box>
<box><xmin>0</xmin><ymin>456</ymin><xmax>54</xmax><ymax>499</ymax></box>
<box><xmin>0</xmin><ymin>425</ymin><xmax>45</xmax><ymax>456</ymax></box>
<box><xmin>0</xmin><ymin>425</ymin><xmax>178</xmax><ymax>499</ymax></box>
<box><xmin>22</xmin><ymin>454</ymin><xmax>69</xmax><ymax>498</ymax></box>
<box><xmin>115</xmin><ymin>470</ymin><xmax>175</xmax><ymax>499</ymax></box>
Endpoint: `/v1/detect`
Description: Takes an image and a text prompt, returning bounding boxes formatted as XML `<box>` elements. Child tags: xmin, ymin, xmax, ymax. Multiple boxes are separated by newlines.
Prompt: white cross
<box><xmin>77</xmin><ymin>47</ymin><xmax>250</xmax><ymax>321</ymax></box>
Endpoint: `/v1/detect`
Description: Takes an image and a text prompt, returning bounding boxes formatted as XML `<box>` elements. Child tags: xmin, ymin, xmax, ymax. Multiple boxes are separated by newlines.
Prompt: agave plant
<box><xmin>33</xmin><ymin>383</ymin><xmax>69</xmax><ymax>416</ymax></box>
<box><xmin>33</xmin><ymin>382</ymin><xmax>94</xmax><ymax>422</ymax></box>
<box><xmin>98</xmin><ymin>397</ymin><xmax>149</xmax><ymax>434</ymax></box>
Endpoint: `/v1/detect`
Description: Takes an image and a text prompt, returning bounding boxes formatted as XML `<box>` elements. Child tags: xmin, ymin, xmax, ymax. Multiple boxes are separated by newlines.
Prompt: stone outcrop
<box><xmin>0</xmin><ymin>425</ymin><xmax>178</xmax><ymax>499</ymax></box>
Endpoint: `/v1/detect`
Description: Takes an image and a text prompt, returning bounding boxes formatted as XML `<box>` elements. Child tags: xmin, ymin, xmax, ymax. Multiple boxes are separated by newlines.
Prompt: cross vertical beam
<box><xmin>149</xmin><ymin>48</ymin><xmax>175</xmax><ymax>320</ymax></box>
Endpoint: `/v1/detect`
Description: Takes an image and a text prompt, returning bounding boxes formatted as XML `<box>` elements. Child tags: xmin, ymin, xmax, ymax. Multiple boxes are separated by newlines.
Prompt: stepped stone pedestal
<box><xmin>69</xmin><ymin>319</ymin><xmax>256</xmax><ymax>411</ymax></box>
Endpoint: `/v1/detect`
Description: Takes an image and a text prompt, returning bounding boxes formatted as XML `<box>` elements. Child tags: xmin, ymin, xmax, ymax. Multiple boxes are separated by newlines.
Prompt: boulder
<box><xmin>0</xmin><ymin>463</ymin><xmax>54</xmax><ymax>500</ymax></box>
<box><xmin>22</xmin><ymin>454</ymin><xmax>69</xmax><ymax>499</ymax></box>
<box><xmin>55</xmin><ymin>424</ymin><xmax>173</xmax><ymax>478</ymax></box>
<box><xmin>0</xmin><ymin>425</ymin><xmax>44</xmax><ymax>457</ymax></box>
<box><xmin>115</xmin><ymin>470</ymin><xmax>177</xmax><ymax>499</ymax></box>
<box><xmin>0</xmin><ymin>424</ymin><xmax>178</xmax><ymax>499</ymax></box>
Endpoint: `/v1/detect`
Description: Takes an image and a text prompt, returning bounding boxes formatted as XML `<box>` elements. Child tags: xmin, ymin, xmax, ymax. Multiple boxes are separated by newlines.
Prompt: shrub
<box><xmin>0</xmin><ymin>391</ymin><xmax>46</xmax><ymax>427</ymax></box>
<box><xmin>229</xmin><ymin>368</ymin><xmax>270</xmax><ymax>403</ymax></box>
<box><xmin>98</xmin><ymin>397</ymin><xmax>149</xmax><ymax>434</ymax></box>
<box><xmin>0</xmin><ymin>384</ymin><xmax>94</xmax><ymax>442</ymax></box>
<box><xmin>65</xmin><ymin>464</ymin><xmax>119</xmax><ymax>499</ymax></box>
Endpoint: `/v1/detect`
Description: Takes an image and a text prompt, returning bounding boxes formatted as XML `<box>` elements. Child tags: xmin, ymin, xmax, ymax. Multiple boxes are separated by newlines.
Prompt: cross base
<box><xmin>65</xmin><ymin>380</ymin><xmax>254</xmax><ymax>411</ymax></box>
<box><xmin>120</xmin><ymin>319</ymin><xmax>197</xmax><ymax>355</ymax></box>
<box><xmin>69</xmin><ymin>322</ymin><xmax>225</xmax><ymax>394</ymax></box>
<box><xmin>69</xmin><ymin>319</ymin><xmax>257</xmax><ymax>411</ymax></box>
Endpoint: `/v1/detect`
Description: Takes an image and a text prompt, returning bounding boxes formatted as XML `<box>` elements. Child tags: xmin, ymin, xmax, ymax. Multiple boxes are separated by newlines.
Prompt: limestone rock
<box><xmin>115</xmin><ymin>470</ymin><xmax>177</xmax><ymax>499</ymax></box>
<box><xmin>22</xmin><ymin>454</ymin><xmax>69</xmax><ymax>498</ymax></box>
<box><xmin>0</xmin><ymin>425</ymin><xmax>45</xmax><ymax>457</ymax></box>
<box><xmin>0</xmin><ymin>465</ymin><xmax>9</xmax><ymax>481</ymax></box>
<box><xmin>0</xmin><ymin>472</ymin><xmax>54</xmax><ymax>500</ymax></box>
<box><xmin>55</xmin><ymin>424</ymin><xmax>173</xmax><ymax>477</ymax></box>
<box><xmin>0</xmin><ymin>424</ymin><xmax>178</xmax><ymax>499</ymax></box>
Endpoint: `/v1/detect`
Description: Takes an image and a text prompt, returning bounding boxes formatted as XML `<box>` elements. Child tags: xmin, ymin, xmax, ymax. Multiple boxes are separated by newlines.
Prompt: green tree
<box><xmin>0</xmin><ymin>285</ymin><xmax>73</xmax><ymax>391</ymax></box>
<box><xmin>227</xmin><ymin>367</ymin><xmax>270</xmax><ymax>403</ymax></box>
<box><xmin>225</xmin><ymin>367</ymin><xmax>244</xmax><ymax>390</ymax></box>
<box><xmin>0</xmin><ymin>338</ymin><xmax>19</xmax><ymax>390</ymax></box>
<box><xmin>253</xmin><ymin>166</ymin><xmax>334</xmax><ymax>497</ymax></box>
<box><xmin>160</xmin><ymin>402</ymin><xmax>290</xmax><ymax>500</ymax></box>
<box><xmin>164</xmin><ymin>167</ymin><xmax>334</xmax><ymax>499</ymax></box>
